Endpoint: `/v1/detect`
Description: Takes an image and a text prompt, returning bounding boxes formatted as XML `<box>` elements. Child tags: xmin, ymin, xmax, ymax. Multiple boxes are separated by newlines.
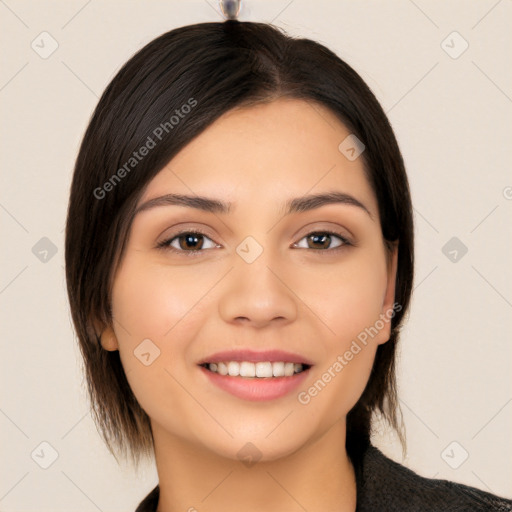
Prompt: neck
<box><xmin>152</xmin><ymin>420</ymin><xmax>357</xmax><ymax>512</ymax></box>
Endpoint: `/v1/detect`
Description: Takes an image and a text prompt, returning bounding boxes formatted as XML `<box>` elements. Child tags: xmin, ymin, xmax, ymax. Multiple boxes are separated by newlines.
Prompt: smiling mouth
<box><xmin>199</xmin><ymin>361</ymin><xmax>312</xmax><ymax>378</ymax></box>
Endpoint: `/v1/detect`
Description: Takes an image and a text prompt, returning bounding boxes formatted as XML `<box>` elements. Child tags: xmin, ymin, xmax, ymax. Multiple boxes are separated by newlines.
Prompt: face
<box><xmin>101</xmin><ymin>98</ymin><xmax>397</xmax><ymax>462</ymax></box>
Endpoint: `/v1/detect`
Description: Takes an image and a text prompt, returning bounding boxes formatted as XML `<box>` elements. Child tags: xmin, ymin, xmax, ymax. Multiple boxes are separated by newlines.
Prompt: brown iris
<box><xmin>178</xmin><ymin>233</ymin><xmax>204</xmax><ymax>250</ymax></box>
<box><xmin>306</xmin><ymin>233</ymin><xmax>331</xmax><ymax>249</ymax></box>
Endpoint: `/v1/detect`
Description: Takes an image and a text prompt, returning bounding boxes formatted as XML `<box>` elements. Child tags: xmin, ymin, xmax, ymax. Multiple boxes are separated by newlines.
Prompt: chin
<box><xmin>200</xmin><ymin>427</ymin><xmax>309</xmax><ymax>464</ymax></box>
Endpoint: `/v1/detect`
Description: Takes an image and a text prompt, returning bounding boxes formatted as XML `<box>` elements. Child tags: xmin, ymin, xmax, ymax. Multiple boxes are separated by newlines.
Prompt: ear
<box><xmin>376</xmin><ymin>242</ymin><xmax>399</xmax><ymax>346</ymax></box>
<box><xmin>98</xmin><ymin>324</ymin><xmax>119</xmax><ymax>351</ymax></box>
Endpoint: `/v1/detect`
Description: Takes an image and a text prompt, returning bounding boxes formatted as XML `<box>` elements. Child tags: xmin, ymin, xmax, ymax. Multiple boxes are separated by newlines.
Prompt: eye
<box><xmin>156</xmin><ymin>229</ymin><xmax>351</xmax><ymax>256</ymax></box>
<box><xmin>293</xmin><ymin>231</ymin><xmax>351</xmax><ymax>251</ymax></box>
<box><xmin>157</xmin><ymin>230</ymin><xmax>219</xmax><ymax>254</ymax></box>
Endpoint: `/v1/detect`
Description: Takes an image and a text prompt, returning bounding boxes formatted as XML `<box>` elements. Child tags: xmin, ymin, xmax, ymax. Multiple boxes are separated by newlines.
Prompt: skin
<box><xmin>100</xmin><ymin>98</ymin><xmax>397</xmax><ymax>512</ymax></box>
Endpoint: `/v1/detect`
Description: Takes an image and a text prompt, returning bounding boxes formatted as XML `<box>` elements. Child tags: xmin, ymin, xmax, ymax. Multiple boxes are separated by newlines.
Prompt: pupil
<box><xmin>180</xmin><ymin>233</ymin><xmax>203</xmax><ymax>250</ymax></box>
<box><xmin>309</xmin><ymin>233</ymin><xmax>329</xmax><ymax>249</ymax></box>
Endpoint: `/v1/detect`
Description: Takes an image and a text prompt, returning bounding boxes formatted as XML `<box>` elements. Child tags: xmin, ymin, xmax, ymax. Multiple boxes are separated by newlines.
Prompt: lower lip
<box><xmin>199</xmin><ymin>365</ymin><xmax>311</xmax><ymax>401</ymax></box>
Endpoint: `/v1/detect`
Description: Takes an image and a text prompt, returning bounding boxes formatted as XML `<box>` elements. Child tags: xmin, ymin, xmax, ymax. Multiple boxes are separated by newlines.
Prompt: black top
<box><xmin>135</xmin><ymin>444</ymin><xmax>512</xmax><ymax>511</ymax></box>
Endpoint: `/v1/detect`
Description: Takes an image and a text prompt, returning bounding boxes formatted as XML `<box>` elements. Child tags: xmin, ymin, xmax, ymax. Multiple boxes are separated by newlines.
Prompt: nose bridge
<box><xmin>217</xmin><ymin>237</ymin><xmax>298</xmax><ymax>326</ymax></box>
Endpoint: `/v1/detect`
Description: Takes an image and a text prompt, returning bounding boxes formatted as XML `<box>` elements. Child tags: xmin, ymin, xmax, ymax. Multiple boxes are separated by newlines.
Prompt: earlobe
<box><xmin>99</xmin><ymin>325</ymin><xmax>119</xmax><ymax>351</ymax></box>
<box><xmin>377</xmin><ymin>243</ymin><xmax>399</xmax><ymax>345</ymax></box>
<box><xmin>384</xmin><ymin>244</ymin><xmax>399</xmax><ymax>310</ymax></box>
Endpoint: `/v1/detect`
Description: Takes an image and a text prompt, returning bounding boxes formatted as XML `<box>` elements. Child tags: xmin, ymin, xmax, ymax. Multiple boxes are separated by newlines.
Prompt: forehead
<box><xmin>138</xmin><ymin>98</ymin><xmax>378</xmax><ymax>217</ymax></box>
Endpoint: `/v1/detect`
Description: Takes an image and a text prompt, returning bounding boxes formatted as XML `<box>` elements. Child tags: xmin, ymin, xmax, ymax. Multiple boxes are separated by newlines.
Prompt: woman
<box><xmin>65</xmin><ymin>20</ymin><xmax>512</xmax><ymax>511</ymax></box>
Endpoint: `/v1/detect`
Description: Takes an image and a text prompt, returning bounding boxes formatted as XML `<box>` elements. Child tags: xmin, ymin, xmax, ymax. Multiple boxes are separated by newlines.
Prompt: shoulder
<box><xmin>356</xmin><ymin>444</ymin><xmax>512</xmax><ymax>512</ymax></box>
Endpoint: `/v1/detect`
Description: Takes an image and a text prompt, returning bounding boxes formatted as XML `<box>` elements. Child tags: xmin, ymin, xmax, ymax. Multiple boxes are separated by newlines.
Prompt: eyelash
<box><xmin>156</xmin><ymin>229</ymin><xmax>353</xmax><ymax>256</ymax></box>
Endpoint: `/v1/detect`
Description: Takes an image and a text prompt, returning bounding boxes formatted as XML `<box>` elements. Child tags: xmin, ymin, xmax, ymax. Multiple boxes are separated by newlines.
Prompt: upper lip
<box><xmin>197</xmin><ymin>349</ymin><xmax>314</xmax><ymax>366</ymax></box>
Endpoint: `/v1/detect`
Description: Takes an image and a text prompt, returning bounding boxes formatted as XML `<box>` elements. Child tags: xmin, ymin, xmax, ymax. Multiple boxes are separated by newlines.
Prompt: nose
<box><xmin>218</xmin><ymin>253</ymin><xmax>298</xmax><ymax>329</ymax></box>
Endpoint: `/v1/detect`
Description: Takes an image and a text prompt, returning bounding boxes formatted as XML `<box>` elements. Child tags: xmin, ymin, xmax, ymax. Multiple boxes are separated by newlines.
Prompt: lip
<box><xmin>197</xmin><ymin>349</ymin><xmax>314</xmax><ymax>366</ymax></box>
<box><xmin>199</xmin><ymin>364</ymin><xmax>312</xmax><ymax>401</ymax></box>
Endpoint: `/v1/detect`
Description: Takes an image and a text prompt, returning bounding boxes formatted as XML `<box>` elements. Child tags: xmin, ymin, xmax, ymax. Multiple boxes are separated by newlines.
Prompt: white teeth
<box><xmin>284</xmin><ymin>362</ymin><xmax>295</xmax><ymax>377</ymax></box>
<box><xmin>239</xmin><ymin>361</ymin><xmax>256</xmax><ymax>377</ymax></box>
<box><xmin>217</xmin><ymin>362</ymin><xmax>228</xmax><ymax>375</ymax></box>
<box><xmin>272</xmin><ymin>361</ymin><xmax>285</xmax><ymax>377</ymax></box>
<box><xmin>227</xmin><ymin>361</ymin><xmax>240</xmax><ymax>376</ymax></box>
<box><xmin>255</xmin><ymin>362</ymin><xmax>273</xmax><ymax>377</ymax></box>
<box><xmin>206</xmin><ymin>361</ymin><xmax>306</xmax><ymax>378</ymax></box>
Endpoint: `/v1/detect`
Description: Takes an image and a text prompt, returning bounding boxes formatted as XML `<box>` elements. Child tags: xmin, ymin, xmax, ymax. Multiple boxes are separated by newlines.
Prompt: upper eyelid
<box><xmin>292</xmin><ymin>231</ymin><xmax>351</xmax><ymax>248</ymax></box>
<box><xmin>156</xmin><ymin>217</ymin><xmax>354</xmax><ymax>241</ymax></box>
<box><xmin>160</xmin><ymin>228</ymin><xmax>351</xmax><ymax>250</ymax></box>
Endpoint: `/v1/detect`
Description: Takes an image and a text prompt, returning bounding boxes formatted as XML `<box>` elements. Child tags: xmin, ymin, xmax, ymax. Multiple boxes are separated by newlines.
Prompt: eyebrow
<box><xmin>134</xmin><ymin>191</ymin><xmax>373</xmax><ymax>219</ymax></box>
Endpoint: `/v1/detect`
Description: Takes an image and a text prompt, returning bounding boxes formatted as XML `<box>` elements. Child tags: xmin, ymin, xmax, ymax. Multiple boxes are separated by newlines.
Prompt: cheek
<box><xmin>110</xmin><ymin>255</ymin><xmax>204</xmax><ymax>388</ymax></box>
<box><xmin>289</xmin><ymin>249</ymin><xmax>388</xmax><ymax>339</ymax></box>
<box><xmin>111</xmin><ymin>255</ymin><xmax>213</xmax><ymax>342</ymax></box>
<box><xmin>292</xmin><ymin>249</ymin><xmax>388</xmax><ymax>413</ymax></box>
<box><xmin>110</xmin><ymin>257</ymin><xmax>213</xmax><ymax>436</ymax></box>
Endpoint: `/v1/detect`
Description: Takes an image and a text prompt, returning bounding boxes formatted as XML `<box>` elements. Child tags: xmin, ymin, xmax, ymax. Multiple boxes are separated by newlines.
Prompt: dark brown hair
<box><xmin>65</xmin><ymin>20</ymin><xmax>414</xmax><ymax>467</ymax></box>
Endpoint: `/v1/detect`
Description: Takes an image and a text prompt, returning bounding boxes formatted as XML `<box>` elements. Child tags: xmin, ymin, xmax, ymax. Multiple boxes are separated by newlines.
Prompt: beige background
<box><xmin>1</xmin><ymin>1</ymin><xmax>511</xmax><ymax>510</ymax></box>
